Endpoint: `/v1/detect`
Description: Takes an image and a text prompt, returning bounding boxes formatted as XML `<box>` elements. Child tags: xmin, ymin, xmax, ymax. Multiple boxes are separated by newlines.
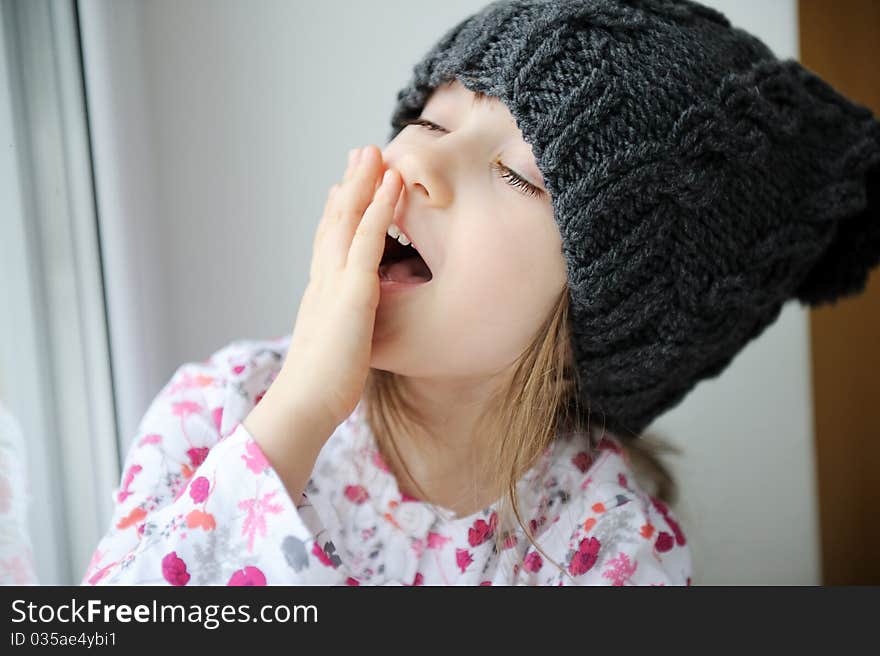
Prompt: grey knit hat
<box><xmin>385</xmin><ymin>0</ymin><xmax>880</xmax><ymax>437</ymax></box>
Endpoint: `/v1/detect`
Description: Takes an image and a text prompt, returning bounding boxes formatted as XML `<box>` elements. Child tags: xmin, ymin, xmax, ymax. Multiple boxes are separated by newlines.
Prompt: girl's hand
<box><xmin>276</xmin><ymin>144</ymin><xmax>402</xmax><ymax>432</ymax></box>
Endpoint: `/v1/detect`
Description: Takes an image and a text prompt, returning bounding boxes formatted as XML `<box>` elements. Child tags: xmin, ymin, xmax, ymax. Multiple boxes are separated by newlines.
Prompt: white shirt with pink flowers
<box><xmin>82</xmin><ymin>336</ymin><xmax>692</xmax><ymax>586</ymax></box>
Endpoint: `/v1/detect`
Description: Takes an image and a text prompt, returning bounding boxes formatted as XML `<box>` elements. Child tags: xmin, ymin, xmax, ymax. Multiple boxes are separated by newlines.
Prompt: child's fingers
<box><xmin>312</xmin><ymin>147</ymin><xmax>367</xmax><ymax>275</ymax></box>
<box><xmin>346</xmin><ymin>169</ymin><xmax>402</xmax><ymax>276</ymax></box>
<box><xmin>310</xmin><ymin>183</ymin><xmax>341</xmax><ymax>279</ymax></box>
<box><xmin>337</xmin><ymin>145</ymin><xmax>384</xmax><ymax>226</ymax></box>
<box><xmin>343</xmin><ymin>148</ymin><xmax>362</xmax><ymax>183</ymax></box>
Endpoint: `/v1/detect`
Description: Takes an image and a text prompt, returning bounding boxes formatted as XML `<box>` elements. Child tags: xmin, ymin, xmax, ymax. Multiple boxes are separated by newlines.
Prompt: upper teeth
<box><xmin>386</xmin><ymin>223</ymin><xmax>411</xmax><ymax>246</ymax></box>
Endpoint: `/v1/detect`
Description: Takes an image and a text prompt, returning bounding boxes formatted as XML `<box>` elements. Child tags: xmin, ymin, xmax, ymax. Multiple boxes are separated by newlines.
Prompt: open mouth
<box><xmin>378</xmin><ymin>234</ymin><xmax>433</xmax><ymax>283</ymax></box>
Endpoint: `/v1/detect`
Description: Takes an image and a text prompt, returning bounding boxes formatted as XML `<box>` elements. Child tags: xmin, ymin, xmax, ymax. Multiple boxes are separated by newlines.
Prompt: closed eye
<box><xmin>399</xmin><ymin>117</ymin><xmax>545</xmax><ymax>199</ymax></box>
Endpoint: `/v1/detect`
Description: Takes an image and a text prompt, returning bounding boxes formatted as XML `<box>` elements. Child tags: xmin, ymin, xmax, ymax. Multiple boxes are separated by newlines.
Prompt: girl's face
<box><xmin>371</xmin><ymin>79</ymin><xmax>567</xmax><ymax>379</ymax></box>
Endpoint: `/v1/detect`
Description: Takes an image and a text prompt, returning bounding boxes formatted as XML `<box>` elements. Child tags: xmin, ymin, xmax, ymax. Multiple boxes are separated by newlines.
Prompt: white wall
<box><xmin>79</xmin><ymin>0</ymin><xmax>818</xmax><ymax>584</ymax></box>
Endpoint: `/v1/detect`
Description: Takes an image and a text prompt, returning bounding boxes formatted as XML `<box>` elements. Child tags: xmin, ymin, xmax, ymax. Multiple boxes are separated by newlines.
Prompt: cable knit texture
<box><xmin>386</xmin><ymin>0</ymin><xmax>880</xmax><ymax>436</ymax></box>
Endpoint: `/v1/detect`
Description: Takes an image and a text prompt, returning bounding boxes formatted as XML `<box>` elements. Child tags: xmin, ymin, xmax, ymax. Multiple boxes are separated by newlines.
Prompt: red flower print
<box><xmin>227</xmin><ymin>566</ymin><xmax>266</xmax><ymax>586</ymax></box>
<box><xmin>640</xmin><ymin>523</ymin><xmax>655</xmax><ymax>539</ymax></box>
<box><xmin>572</xmin><ymin>451</ymin><xmax>593</xmax><ymax>473</ymax></box>
<box><xmin>479</xmin><ymin>581</ymin><xmax>492</xmax><ymax>586</ymax></box>
<box><xmin>568</xmin><ymin>537</ymin><xmax>601</xmax><ymax>577</ymax></box>
<box><xmin>411</xmin><ymin>572</ymin><xmax>424</xmax><ymax>586</ymax></box>
<box><xmin>651</xmin><ymin>496</ymin><xmax>669</xmax><ymax>516</ymax></box>
<box><xmin>597</xmin><ymin>437</ymin><xmax>621</xmax><ymax>454</ymax></box>
<box><xmin>523</xmin><ymin>551</ymin><xmax>543</xmax><ymax>573</ymax></box>
<box><xmin>161</xmin><ymin>551</ymin><xmax>190</xmax><ymax>586</ymax></box>
<box><xmin>344</xmin><ymin>484</ymin><xmax>369</xmax><ymax>504</ymax></box>
<box><xmin>189</xmin><ymin>476</ymin><xmax>210</xmax><ymax>503</ymax></box>
<box><xmin>467</xmin><ymin>512</ymin><xmax>499</xmax><ymax>547</ymax></box>
<box><xmin>618</xmin><ymin>473</ymin><xmax>628</xmax><ymax>488</ymax></box>
<box><xmin>666</xmin><ymin>515</ymin><xmax>687</xmax><ymax>546</ymax></box>
<box><xmin>254</xmin><ymin>389</ymin><xmax>267</xmax><ymax>405</ymax></box>
<box><xmin>455</xmin><ymin>548</ymin><xmax>473</xmax><ymax>573</ymax></box>
<box><xmin>345</xmin><ymin>577</ymin><xmax>360</xmax><ymax>586</ymax></box>
<box><xmin>311</xmin><ymin>541</ymin><xmax>341</xmax><ymax>569</ymax></box>
<box><xmin>503</xmin><ymin>533</ymin><xmax>518</xmax><ymax>549</ymax></box>
<box><xmin>655</xmin><ymin>531</ymin><xmax>674</xmax><ymax>553</ymax></box>
<box><xmin>187</xmin><ymin>447</ymin><xmax>209</xmax><ymax>468</ymax></box>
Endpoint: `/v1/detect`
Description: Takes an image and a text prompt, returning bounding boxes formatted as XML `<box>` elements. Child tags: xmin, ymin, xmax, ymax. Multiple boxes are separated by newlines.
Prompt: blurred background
<box><xmin>1</xmin><ymin>0</ymin><xmax>877</xmax><ymax>585</ymax></box>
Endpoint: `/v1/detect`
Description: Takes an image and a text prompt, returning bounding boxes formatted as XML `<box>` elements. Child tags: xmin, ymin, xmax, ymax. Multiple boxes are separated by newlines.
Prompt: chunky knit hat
<box><xmin>385</xmin><ymin>0</ymin><xmax>880</xmax><ymax>437</ymax></box>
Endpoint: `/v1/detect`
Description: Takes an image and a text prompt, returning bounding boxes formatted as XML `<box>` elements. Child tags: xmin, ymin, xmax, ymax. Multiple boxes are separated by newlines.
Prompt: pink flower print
<box><xmin>87</xmin><ymin>564</ymin><xmax>114</xmax><ymax>586</ymax></box>
<box><xmin>523</xmin><ymin>551</ymin><xmax>543</xmax><ymax>573</ymax></box>
<box><xmin>138</xmin><ymin>433</ymin><xmax>162</xmax><ymax>447</ymax></box>
<box><xmin>117</xmin><ymin>464</ymin><xmax>142</xmax><ymax>503</ymax></box>
<box><xmin>238</xmin><ymin>490</ymin><xmax>284</xmax><ymax>552</ymax></box>
<box><xmin>572</xmin><ymin>451</ymin><xmax>593</xmax><ymax>473</ymax></box>
<box><xmin>171</xmin><ymin>400</ymin><xmax>203</xmax><ymax>418</ymax></box>
<box><xmin>189</xmin><ymin>476</ymin><xmax>210</xmax><ymax>503</ymax></box>
<box><xmin>427</xmin><ymin>531</ymin><xmax>451</xmax><ymax>550</ymax></box>
<box><xmin>212</xmin><ymin>406</ymin><xmax>223</xmax><ymax>432</ymax></box>
<box><xmin>503</xmin><ymin>533</ymin><xmax>518</xmax><ymax>550</ymax></box>
<box><xmin>371</xmin><ymin>449</ymin><xmax>390</xmax><ymax>473</ymax></box>
<box><xmin>232</xmin><ymin>365</ymin><xmax>246</xmax><ymax>375</ymax></box>
<box><xmin>479</xmin><ymin>581</ymin><xmax>492</xmax><ymax>586</ymax></box>
<box><xmin>84</xmin><ymin>549</ymin><xmax>104</xmax><ymax>580</ymax></box>
<box><xmin>601</xmin><ymin>552</ymin><xmax>638</xmax><ymax>586</ymax></box>
<box><xmin>410</xmin><ymin>572</ymin><xmax>424</xmax><ymax>586</ymax></box>
<box><xmin>227</xmin><ymin>566</ymin><xmax>266</xmax><ymax>586</ymax></box>
<box><xmin>162</xmin><ymin>551</ymin><xmax>190</xmax><ymax>586</ymax></box>
<box><xmin>400</xmin><ymin>491</ymin><xmax>421</xmax><ymax>502</ymax></box>
<box><xmin>468</xmin><ymin>512</ymin><xmax>499</xmax><ymax>547</ymax></box>
<box><xmin>344</xmin><ymin>484</ymin><xmax>369</xmax><ymax>504</ymax></box>
<box><xmin>241</xmin><ymin>439</ymin><xmax>270</xmax><ymax>474</ymax></box>
<box><xmin>254</xmin><ymin>389</ymin><xmax>267</xmax><ymax>406</ymax></box>
<box><xmin>187</xmin><ymin>447</ymin><xmax>209</xmax><ymax>468</ymax></box>
<box><xmin>166</xmin><ymin>370</ymin><xmax>213</xmax><ymax>395</ymax></box>
<box><xmin>568</xmin><ymin>536</ymin><xmax>601</xmax><ymax>577</ymax></box>
<box><xmin>455</xmin><ymin>548</ymin><xmax>473</xmax><ymax>573</ymax></box>
<box><xmin>655</xmin><ymin>531</ymin><xmax>674</xmax><ymax>553</ymax></box>
<box><xmin>345</xmin><ymin>577</ymin><xmax>360</xmax><ymax>586</ymax></box>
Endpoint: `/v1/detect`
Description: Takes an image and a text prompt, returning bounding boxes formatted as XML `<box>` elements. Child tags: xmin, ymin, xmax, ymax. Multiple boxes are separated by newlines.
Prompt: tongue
<box><xmin>379</xmin><ymin>255</ymin><xmax>432</xmax><ymax>283</ymax></box>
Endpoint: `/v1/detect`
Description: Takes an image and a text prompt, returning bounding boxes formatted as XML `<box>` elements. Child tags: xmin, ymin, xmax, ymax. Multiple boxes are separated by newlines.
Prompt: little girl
<box><xmin>82</xmin><ymin>0</ymin><xmax>879</xmax><ymax>586</ymax></box>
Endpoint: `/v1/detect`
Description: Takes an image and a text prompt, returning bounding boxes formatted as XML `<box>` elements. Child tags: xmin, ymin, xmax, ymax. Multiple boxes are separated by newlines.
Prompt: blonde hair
<box><xmin>363</xmin><ymin>285</ymin><xmax>680</xmax><ymax>583</ymax></box>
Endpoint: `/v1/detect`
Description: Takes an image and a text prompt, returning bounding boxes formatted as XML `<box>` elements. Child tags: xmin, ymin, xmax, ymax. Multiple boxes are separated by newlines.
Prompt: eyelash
<box><xmin>400</xmin><ymin>117</ymin><xmax>543</xmax><ymax>198</ymax></box>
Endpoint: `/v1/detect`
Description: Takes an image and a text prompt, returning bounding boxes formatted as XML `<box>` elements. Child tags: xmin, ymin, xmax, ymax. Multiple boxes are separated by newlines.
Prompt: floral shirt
<box><xmin>0</xmin><ymin>402</ymin><xmax>39</xmax><ymax>585</ymax></box>
<box><xmin>82</xmin><ymin>336</ymin><xmax>692</xmax><ymax>586</ymax></box>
